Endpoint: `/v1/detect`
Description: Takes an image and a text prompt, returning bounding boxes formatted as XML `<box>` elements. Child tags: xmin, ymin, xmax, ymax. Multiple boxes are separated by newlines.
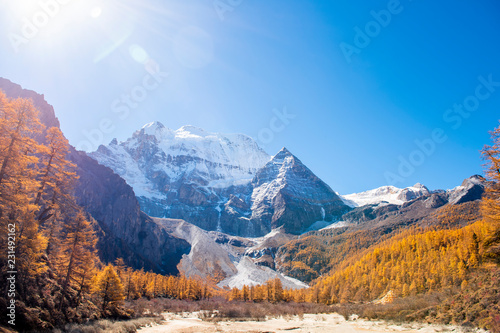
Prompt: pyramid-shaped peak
<box><xmin>279</xmin><ymin>147</ymin><xmax>291</xmax><ymax>154</ymax></box>
<box><xmin>273</xmin><ymin>147</ymin><xmax>293</xmax><ymax>159</ymax></box>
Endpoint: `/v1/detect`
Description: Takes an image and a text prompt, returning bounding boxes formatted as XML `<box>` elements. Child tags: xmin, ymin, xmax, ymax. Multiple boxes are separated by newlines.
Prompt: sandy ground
<box><xmin>137</xmin><ymin>312</ymin><xmax>484</xmax><ymax>333</ymax></box>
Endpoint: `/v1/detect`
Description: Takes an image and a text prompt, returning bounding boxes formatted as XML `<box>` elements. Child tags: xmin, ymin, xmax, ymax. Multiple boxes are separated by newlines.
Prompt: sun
<box><xmin>4</xmin><ymin>0</ymin><xmax>120</xmax><ymax>54</ymax></box>
<box><xmin>5</xmin><ymin>0</ymin><xmax>100</xmax><ymax>24</ymax></box>
<box><xmin>4</xmin><ymin>0</ymin><xmax>182</xmax><ymax>64</ymax></box>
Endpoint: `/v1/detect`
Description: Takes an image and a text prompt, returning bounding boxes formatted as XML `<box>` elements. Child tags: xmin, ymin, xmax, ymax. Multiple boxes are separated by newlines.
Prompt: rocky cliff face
<box><xmin>91</xmin><ymin>125</ymin><xmax>351</xmax><ymax>237</ymax></box>
<box><xmin>69</xmin><ymin>149</ymin><xmax>190</xmax><ymax>274</ymax></box>
<box><xmin>447</xmin><ymin>175</ymin><xmax>486</xmax><ymax>205</ymax></box>
<box><xmin>0</xmin><ymin>78</ymin><xmax>189</xmax><ymax>274</ymax></box>
<box><xmin>243</xmin><ymin>148</ymin><xmax>350</xmax><ymax>235</ymax></box>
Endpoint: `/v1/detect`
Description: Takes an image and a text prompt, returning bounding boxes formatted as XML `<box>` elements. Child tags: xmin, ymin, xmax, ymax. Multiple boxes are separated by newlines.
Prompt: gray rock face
<box><xmin>397</xmin><ymin>183</ymin><xmax>430</xmax><ymax>201</ymax></box>
<box><xmin>447</xmin><ymin>175</ymin><xmax>486</xmax><ymax>205</ymax></box>
<box><xmin>0</xmin><ymin>78</ymin><xmax>189</xmax><ymax>274</ymax></box>
<box><xmin>244</xmin><ymin>148</ymin><xmax>350</xmax><ymax>235</ymax></box>
<box><xmin>69</xmin><ymin>149</ymin><xmax>190</xmax><ymax>274</ymax></box>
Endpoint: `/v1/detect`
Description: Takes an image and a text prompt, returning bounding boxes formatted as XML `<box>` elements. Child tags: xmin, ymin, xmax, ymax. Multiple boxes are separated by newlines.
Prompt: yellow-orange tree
<box><xmin>93</xmin><ymin>264</ymin><xmax>125</xmax><ymax>313</ymax></box>
<box><xmin>482</xmin><ymin>122</ymin><xmax>500</xmax><ymax>263</ymax></box>
<box><xmin>0</xmin><ymin>93</ymin><xmax>47</xmax><ymax>301</ymax></box>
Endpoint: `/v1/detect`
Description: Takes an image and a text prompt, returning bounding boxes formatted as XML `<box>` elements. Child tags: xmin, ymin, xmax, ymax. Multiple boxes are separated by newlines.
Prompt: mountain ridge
<box><xmin>91</xmin><ymin>122</ymin><xmax>351</xmax><ymax>236</ymax></box>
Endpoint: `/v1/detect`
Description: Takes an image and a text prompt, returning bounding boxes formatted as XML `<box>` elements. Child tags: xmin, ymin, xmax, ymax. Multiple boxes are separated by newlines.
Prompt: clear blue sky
<box><xmin>1</xmin><ymin>0</ymin><xmax>499</xmax><ymax>194</ymax></box>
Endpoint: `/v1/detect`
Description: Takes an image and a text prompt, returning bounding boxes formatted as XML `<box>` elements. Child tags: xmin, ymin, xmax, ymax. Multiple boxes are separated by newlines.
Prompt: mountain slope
<box><xmin>156</xmin><ymin>218</ymin><xmax>308</xmax><ymax>289</ymax></box>
<box><xmin>0</xmin><ymin>78</ymin><xmax>189</xmax><ymax>274</ymax></box>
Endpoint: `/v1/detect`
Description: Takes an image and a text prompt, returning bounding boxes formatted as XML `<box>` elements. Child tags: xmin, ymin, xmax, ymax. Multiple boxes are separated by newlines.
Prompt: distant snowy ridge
<box><xmin>340</xmin><ymin>183</ymin><xmax>430</xmax><ymax>207</ymax></box>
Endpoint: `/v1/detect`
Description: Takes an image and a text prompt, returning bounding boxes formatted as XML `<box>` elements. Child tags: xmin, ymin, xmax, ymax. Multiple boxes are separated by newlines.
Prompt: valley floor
<box><xmin>137</xmin><ymin>313</ymin><xmax>484</xmax><ymax>333</ymax></box>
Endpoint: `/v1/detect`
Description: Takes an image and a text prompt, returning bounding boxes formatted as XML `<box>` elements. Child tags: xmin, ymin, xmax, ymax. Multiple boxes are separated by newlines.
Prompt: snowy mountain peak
<box><xmin>275</xmin><ymin>147</ymin><xmax>292</xmax><ymax>157</ymax></box>
<box><xmin>91</xmin><ymin>122</ymin><xmax>271</xmax><ymax>201</ymax></box>
<box><xmin>90</xmin><ymin>123</ymin><xmax>349</xmax><ymax>236</ymax></box>
<box><xmin>137</xmin><ymin>121</ymin><xmax>170</xmax><ymax>139</ymax></box>
<box><xmin>142</xmin><ymin>120</ymin><xmax>165</xmax><ymax>130</ymax></box>
<box><xmin>176</xmin><ymin>125</ymin><xmax>208</xmax><ymax>138</ymax></box>
<box><xmin>269</xmin><ymin>147</ymin><xmax>299</xmax><ymax>166</ymax></box>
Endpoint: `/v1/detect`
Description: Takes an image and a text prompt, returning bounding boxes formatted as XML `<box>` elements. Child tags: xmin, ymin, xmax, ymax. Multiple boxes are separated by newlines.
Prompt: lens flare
<box><xmin>129</xmin><ymin>44</ymin><xmax>150</xmax><ymax>64</ymax></box>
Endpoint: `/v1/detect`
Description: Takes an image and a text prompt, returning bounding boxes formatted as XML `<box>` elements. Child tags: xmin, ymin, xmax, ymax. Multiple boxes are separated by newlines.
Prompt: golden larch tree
<box><xmin>481</xmin><ymin>122</ymin><xmax>500</xmax><ymax>263</ymax></box>
<box><xmin>93</xmin><ymin>264</ymin><xmax>125</xmax><ymax>313</ymax></box>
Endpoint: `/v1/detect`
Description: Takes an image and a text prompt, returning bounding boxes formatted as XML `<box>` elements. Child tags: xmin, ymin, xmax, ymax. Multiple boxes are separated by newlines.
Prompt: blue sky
<box><xmin>1</xmin><ymin>0</ymin><xmax>499</xmax><ymax>194</ymax></box>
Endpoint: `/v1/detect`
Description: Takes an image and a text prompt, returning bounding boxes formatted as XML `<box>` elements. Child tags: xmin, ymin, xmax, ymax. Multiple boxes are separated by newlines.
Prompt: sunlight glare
<box><xmin>90</xmin><ymin>6</ymin><xmax>102</xmax><ymax>19</ymax></box>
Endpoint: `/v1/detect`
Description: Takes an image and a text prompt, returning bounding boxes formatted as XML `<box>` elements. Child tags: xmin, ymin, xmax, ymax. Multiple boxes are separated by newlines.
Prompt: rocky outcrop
<box><xmin>0</xmin><ymin>78</ymin><xmax>60</xmax><ymax>130</ymax></box>
<box><xmin>447</xmin><ymin>175</ymin><xmax>486</xmax><ymax>205</ymax></box>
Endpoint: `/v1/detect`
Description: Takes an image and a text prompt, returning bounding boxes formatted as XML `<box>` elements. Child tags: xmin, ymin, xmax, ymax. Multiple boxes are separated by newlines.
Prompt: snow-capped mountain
<box><xmin>90</xmin><ymin>122</ymin><xmax>350</xmax><ymax>236</ymax></box>
<box><xmin>340</xmin><ymin>183</ymin><xmax>430</xmax><ymax>207</ymax></box>
<box><xmin>92</xmin><ymin>121</ymin><xmax>270</xmax><ymax>199</ymax></box>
